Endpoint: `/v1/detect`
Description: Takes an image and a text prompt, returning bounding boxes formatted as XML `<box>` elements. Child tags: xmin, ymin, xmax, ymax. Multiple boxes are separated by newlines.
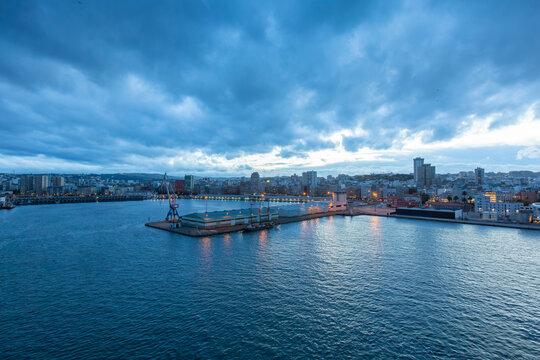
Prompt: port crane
<box><xmin>162</xmin><ymin>173</ymin><xmax>180</xmax><ymax>222</ymax></box>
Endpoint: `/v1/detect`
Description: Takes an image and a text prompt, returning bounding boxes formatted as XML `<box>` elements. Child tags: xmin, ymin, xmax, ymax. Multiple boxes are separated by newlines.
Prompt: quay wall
<box><xmin>14</xmin><ymin>195</ymin><xmax>145</xmax><ymax>206</ymax></box>
<box><xmin>391</xmin><ymin>214</ymin><xmax>540</xmax><ymax>231</ymax></box>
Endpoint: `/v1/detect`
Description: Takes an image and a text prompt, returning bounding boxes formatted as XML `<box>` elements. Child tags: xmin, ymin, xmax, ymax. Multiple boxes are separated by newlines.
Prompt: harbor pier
<box><xmin>146</xmin><ymin>192</ymin><xmax>349</xmax><ymax>237</ymax></box>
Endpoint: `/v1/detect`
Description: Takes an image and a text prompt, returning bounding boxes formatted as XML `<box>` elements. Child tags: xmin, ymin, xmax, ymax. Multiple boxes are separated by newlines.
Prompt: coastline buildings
<box><xmin>250</xmin><ymin>172</ymin><xmax>260</xmax><ymax>194</ymax></box>
<box><xmin>475</xmin><ymin>167</ymin><xmax>485</xmax><ymax>185</ymax></box>
<box><xmin>20</xmin><ymin>175</ymin><xmax>34</xmax><ymax>194</ymax></box>
<box><xmin>184</xmin><ymin>175</ymin><xmax>194</xmax><ymax>194</ymax></box>
<box><xmin>301</xmin><ymin>171</ymin><xmax>317</xmax><ymax>194</ymax></box>
<box><xmin>413</xmin><ymin>157</ymin><xmax>424</xmax><ymax>183</ymax></box>
<box><xmin>17</xmin><ymin>174</ymin><xmax>65</xmax><ymax>195</ymax></box>
<box><xmin>474</xmin><ymin>195</ymin><xmax>523</xmax><ymax>216</ymax></box>
<box><xmin>413</xmin><ymin>158</ymin><xmax>436</xmax><ymax>187</ymax></box>
<box><xmin>1</xmin><ymin>157</ymin><xmax>539</xmax><ymax>224</ymax></box>
<box><xmin>174</xmin><ymin>180</ymin><xmax>185</xmax><ymax>194</ymax></box>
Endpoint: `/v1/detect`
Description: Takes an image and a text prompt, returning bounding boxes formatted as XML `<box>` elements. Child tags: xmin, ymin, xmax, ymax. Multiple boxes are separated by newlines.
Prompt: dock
<box><xmin>145</xmin><ymin>210</ymin><xmax>344</xmax><ymax>237</ymax></box>
<box><xmin>146</xmin><ymin>192</ymin><xmax>539</xmax><ymax>237</ymax></box>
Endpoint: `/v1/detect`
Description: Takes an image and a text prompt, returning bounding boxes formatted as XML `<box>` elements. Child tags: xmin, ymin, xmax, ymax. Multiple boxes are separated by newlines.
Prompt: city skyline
<box><xmin>1</xmin><ymin>1</ymin><xmax>540</xmax><ymax>175</ymax></box>
<box><xmin>0</xmin><ymin>161</ymin><xmax>539</xmax><ymax>179</ymax></box>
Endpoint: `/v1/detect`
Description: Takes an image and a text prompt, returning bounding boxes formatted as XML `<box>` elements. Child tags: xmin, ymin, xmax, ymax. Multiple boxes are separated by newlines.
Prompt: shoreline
<box><xmin>389</xmin><ymin>214</ymin><xmax>540</xmax><ymax>231</ymax></box>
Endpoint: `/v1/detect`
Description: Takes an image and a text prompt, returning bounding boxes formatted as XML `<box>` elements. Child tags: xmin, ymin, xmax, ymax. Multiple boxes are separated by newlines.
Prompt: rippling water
<box><xmin>1</xmin><ymin>200</ymin><xmax>539</xmax><ymax>359</ymax></box>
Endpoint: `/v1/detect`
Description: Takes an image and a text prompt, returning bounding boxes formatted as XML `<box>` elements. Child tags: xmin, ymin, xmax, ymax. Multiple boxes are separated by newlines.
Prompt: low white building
<box><xmin>276</xmin><ymin>193</ymin><xmax>347</xmax><ymax>218</ymax></box>
<box><xmin>482</xmin><ymin>212</ymin><xmax>498</xmax><ymax>221</ymax></box>
<box><xmin>474</xmin><ymin>196</ymin><xmax>523</xmax><ymax>216</ymax></box>
<box><xmin>182</xmin><ymin>207</ymin><xmax>279</xmax><ymax>230</ymax></box>
<box><xmin>528</xmin><ymin>203</ymin><xmax>540</xmax><ymax>216</ymax></box>
<box><xmin>331</xmin><ymin>191</ymin><xmax>347</xmax><ymax>210</ymax></box>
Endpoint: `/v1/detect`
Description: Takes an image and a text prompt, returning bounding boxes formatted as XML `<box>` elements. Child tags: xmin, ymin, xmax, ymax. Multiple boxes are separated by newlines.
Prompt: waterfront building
<box><xmin>428</xmin><ymin>201</ymin><xmax>472</xmax><ymax>212</ymax></box>
<box><xmin>518</xmin><ymin>191</ymin><xmax>538</xmax><ymax>203</ymax></box>
<box><xmin>416</xmin><ymin>163</ymin><xmax>436</xmax><ymax>187</ymax></box>
<box><xmin>475</xmin><ymin>167</ymin><xmax>485</xmax><ymax>185</ymax></box>
<box><xmin>413</xmin><ymin>157</ymin><xmax>424</xmax><ymax>182</ymax></box>
<box><xmin>413</xmin><ymin>157</ymin><xmax>436</xmax><ymax>187</ymax></box>
<box><xmin>474</xmin><ymin>196</ymin><xmax>523</xmax><ymax>216</ymax></box>
<box><xmin>484</xmin><ymin>191</ymin><xmax>497</xmax><ymax>202</ymax></box>
<box><xmin>275</xmin><ymin>202</ymin><xmax>341</xmax><ymax>217</ymax></box>
<box><xmin>184</xmin><ymin>175</ymin><xmax>194</xmax><ymax>194</ymax></box>
<box><xmin>52</xmin><ymin>176</ymin><xmax>65</xmax><ymax>187</ymax></box>
<box><xmin>20</xmin><ymin>175</ymin><xmax>34</xmax><ymax>194</ymax></box>
<box><xmin>482</xmin><ymin>212</ymin><xmax>498</xmax><ymax>221</ymax></box>
<box><xmin>34</xmin><ymin>175</ymin><xmax>50</xmax><ymax>195</ymax></box>
<box><xmin>250</xmin><ymin>172</ymin><xmax>260</xmax><ymax>194</ymax></box>
<box><xmin>181</xmin><ymin>208</ymin><xmax>279</xmax><ymax>230</ymax></box>
<box><xmin>395</xmin><ymin>207</ymin><xmax>463</xmax><ymax>219</ymax></box>
<box><xmin>301</xmin><ymin>171</ymin><xmax>318</xmax><ymax>191</ymax></box>
<box><xmin>174</xmin><ymin>180</ymin><xmax>185</xmax><ymax>194</ymax></box>
<box><xmin>332</xmin><ymin>191</ymin><xmax>347</xmax><ymax>207</ymax></box>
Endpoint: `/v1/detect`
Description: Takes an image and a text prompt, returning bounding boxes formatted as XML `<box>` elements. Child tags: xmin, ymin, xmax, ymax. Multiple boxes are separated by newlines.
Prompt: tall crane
<box><xmin>163</xmin><ymin>173</ymin><xmax>180</xmax><ymax>222</ymax></box>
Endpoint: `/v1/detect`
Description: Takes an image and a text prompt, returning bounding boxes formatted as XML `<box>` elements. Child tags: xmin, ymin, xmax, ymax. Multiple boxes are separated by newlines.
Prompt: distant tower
<box><xmin>250</xmin><ymin>172</ymin><xmax>260</xmax><ymax>194</ymax></box>
<box><xmin>413</xmin><ymin>157</ymin><xmax>424</xmax><ymax>183</ymax></box>
<box><xmin>184</xmin><ymin>175</ymin><xmax>194</xmax><ymax>194</ymax></box>
<box><xmin>301</xmin><ymin>171</ymin><xmax>317</xmax><ymax>189</ymax></box>
<box><xmin>414</xmin><ymin>158</ymin><xmax>436</xmax><ymax>187</ymax></box>
<box><xmin>475</xmin><ymin>167</ymin><xmax>485</xmax><ymax>185</ymax></box>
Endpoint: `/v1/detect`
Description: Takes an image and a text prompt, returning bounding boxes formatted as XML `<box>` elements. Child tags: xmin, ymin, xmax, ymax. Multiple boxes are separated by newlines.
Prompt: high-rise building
<box><xmin>416</xmin><ymin>162</ymin><xmax>436</xmax><ymax>187</ymax></box>
<box><xmin>48</xmin><ymin>175</ymin><xmax>66</xmax><ymax>195</ymax></box>
<box><xmin>174</xmin><ymin>180</ymin><xmax>185</xmax><ymax>194</ymax></box>
<box><xmin>413</xmin><ymin>157</ymin><xmax>424</xmax><ymax>182</ymax></box>
<box><xmin>250</xmin><ymin>172</ymin><xmax>260</xmax><ymax>194</ymax></box>
<box><xmin>52</xmin><ymin>176</ymin><xmax>65</xmax><ymax>187</ymax></box>
<box><xmin>33</xmin><ymin>175</ymin><xmax>50</xmax><ymax>195</ymax></box>
<box><xmin>20</xmin><ymin>175</ymin><xmax>34</xmax><ymax>194</ymax></box>
<box><xmin>301</xmin><ymin>171</ymin><xmax>317</xmax><ymax>190</ymax></box>
<box><xmin>184</xmin><ymin>175</ymin><xmax>194</xmax><ymax>194</ymax></box>
<box><xmin>475</xmin><ymin>167</ymin><xmax>485</xmax><ymax>185</ymax></box>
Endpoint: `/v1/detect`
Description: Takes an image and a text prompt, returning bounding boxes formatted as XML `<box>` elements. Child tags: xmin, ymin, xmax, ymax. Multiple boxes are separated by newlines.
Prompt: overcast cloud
<box><xmin>1</xmin><ymin>0</ymin><xmax>539</xmax><ymax>175</ymax></box>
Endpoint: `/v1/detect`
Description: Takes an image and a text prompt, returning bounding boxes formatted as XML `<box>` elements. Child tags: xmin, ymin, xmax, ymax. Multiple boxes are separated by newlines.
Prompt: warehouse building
<box><xmin>395</xmin><ymin>207</ymin><xmax>463</xmax><ymax>220</ymax></box>
<box><xmin>181</xmin><ymin>207</ymin><xmax>279</xmax><ymax>230</ymax></box>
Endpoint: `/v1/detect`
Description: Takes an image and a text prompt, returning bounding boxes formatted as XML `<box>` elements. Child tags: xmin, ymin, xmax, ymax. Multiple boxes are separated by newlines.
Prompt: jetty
<box><xmin>145</xmin><ymin>209</ymin><xmax>344</xmax><ymax>237</ymax></box>
<box><xmin>146</xmin><ymin>192</ymin><xmax>349</xmax><ymax>237</ymax></box>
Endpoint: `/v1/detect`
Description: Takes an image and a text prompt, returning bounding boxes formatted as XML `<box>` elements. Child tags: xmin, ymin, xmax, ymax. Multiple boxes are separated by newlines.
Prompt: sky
<box><xmin>1</xmin><ymin>0</ymin><xmax>540</xmax><ymax>176</ymax></box>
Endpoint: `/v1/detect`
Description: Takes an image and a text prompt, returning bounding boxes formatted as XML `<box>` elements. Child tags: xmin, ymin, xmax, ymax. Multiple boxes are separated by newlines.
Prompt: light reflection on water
<box><xmin>257</xmin><ymin>230</ymin><xmax>268</xmax><ymax>244</ymax></box>
<box><xmin>223</xmin><ymin>233</ymin><xmax>231</xmax><ymax>247</ymax></box>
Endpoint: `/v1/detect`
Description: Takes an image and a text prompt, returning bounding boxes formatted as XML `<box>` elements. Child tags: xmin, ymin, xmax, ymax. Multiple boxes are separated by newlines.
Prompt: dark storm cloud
<box><xmin>0</xmin><ymin>0</ymin><xmax>539</xmax><ymax>171</ymax></box>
